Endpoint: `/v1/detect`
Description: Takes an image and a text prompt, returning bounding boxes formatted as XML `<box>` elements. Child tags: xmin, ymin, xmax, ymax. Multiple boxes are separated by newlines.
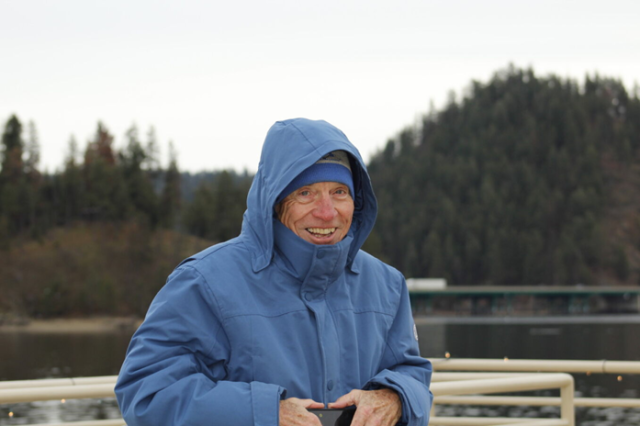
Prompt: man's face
<box><xmin>277</xmin><ymin>181</ymin><xmax>354</xmax><ymax>245</ymax></box>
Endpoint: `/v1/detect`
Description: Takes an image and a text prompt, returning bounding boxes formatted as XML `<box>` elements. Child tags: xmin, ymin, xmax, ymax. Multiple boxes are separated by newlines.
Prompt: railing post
<box><xmin>560</xmin><ymin>374</ymin><xmax>575</xmax><ymax>426</ymax></box>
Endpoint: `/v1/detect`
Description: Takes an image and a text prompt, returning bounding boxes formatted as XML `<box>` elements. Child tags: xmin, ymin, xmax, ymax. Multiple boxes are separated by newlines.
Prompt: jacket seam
<box><xmin>181</xmin><ymin>264</ymin><xmax>233</xmax><ymax>361</ymax></box>
<box><xmin>224</xmin><ymin>309</ymin><xmax>309</xmax><ymax>321</ymax></box>
<box><xmin>332</xmin><ymin>308</ymin><xmax>394</xmax><ymax>317</ymax></box>
<box><xmin>383</xmin><ymin>281</ymin><xmax>405</xmax><ymax>366</ymax></box>
<box><xmin>384</xmin><ymin>338</ymin><xmax>402</xmax><ymax>366</ymax></box>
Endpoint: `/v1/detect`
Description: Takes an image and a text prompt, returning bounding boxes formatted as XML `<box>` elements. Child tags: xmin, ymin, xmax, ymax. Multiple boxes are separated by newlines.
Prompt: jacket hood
<box><xmin>242</xmin><ymin>118</ymin><xmax>378</xmax><ymax>272</ymax></box>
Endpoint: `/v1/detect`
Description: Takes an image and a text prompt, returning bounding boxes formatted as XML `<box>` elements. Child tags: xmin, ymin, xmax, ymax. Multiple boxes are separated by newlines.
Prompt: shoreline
<box><xmin>3</xmin><ymin>313</ymin><xmax>640</xmax><ymax>333</ymax></box>
<box><xmin>415</xmin><ymin>312</ymin><xmax>640</xmax><ymax>325</ymax></box>
<box><xmin>0</xmin><ymin>316</ymin><xmax>143</xmax><ymax>334</ymax></box>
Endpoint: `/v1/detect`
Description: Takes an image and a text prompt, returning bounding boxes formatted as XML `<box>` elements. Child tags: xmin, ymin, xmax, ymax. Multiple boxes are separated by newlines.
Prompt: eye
<box><xmin>333</xmin><ymin>187</ymin><xmax>350</xmax><ymax>198</ymax></box>
<box><xmin>294</xmin><ymin>188</ymin><xmax>316</xmax><ymax>203</ymax></box>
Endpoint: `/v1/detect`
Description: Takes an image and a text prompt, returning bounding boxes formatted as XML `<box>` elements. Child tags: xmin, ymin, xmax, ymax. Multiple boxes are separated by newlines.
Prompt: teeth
<box><xmin>307</xmin><ymin>228</ymin><xmax>336</xmax><ymax>235</ymax></box>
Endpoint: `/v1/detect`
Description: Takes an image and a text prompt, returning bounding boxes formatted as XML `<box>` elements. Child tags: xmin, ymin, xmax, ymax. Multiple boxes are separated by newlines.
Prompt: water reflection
<box><xmin>0</xmin><ymin>332</ymin><xmax>131</xmax><ymax>381</ymax></box>
<box><xmin>1</xmin><ymin>317</ymin><xmax>639</xmax><ymax>425</ymax></box>
<box><xmin>0</xmin><ymin>330</ymin><xmax>130</xmax><ymax>425</ymax></box>
<box><xmin>417</xmin><ymin>320</ymin><xmax>640</xmax><ymax>363</ymax></box>
<box><xmin>416</xmin><ymin>318</ymin><xmax>640</xmax><ymax>426</ymax></box>
<box><xmin>1</xmin><ymin>399</ymin><xmax>121</xmax><ymax>425</ymax></box>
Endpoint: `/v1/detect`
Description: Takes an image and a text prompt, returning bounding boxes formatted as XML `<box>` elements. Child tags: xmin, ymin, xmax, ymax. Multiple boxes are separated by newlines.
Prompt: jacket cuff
<box><xmin>365</xmin><ymin>370</ymin><xmax>429</xmax><ymax>426</ymax></box>
<box><xmin>251</xmin><ymin>381</ymin><xmax>287</xmax><ymax>426</ymax></box>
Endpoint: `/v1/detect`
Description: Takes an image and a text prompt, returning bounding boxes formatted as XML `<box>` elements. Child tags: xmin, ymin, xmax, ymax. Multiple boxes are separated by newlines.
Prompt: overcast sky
<box><xmin>2</xmin><ymin>0</ymin><xmax>639</xmax><ymax>173</ymax></box>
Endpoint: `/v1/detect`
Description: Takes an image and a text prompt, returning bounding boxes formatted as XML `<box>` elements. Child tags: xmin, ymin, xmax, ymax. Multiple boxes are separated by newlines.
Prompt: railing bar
<box><xmin>431</xmin><ymin>358</ymin><xmax>640</xmax><ymax>374</ymax></box>
<box><xmin>432</xmin><ymin>372</ymin><xmax>543</xmax><ymax>382</ymax></box>
<box><xmin>428</xmin><ymin>417</ymin><xmax>537</xmax><ymax>425</ymax></box>
<box><xmin>429</xmin><ymin>417</ymin><xmax>567</xmax><ymax>426</ymax></box>
<box><xmin>430</xmin><ymin>373</ymin><xmax>573</xmax><ymax>397</ymax></box>
<box><xmin>0</xmin><ymin>376</ymin><xmax>118</xmax><ymax>390</ymax></box>
<box><xmin>434</xmin><ymin>395</ymin><xmax>640</xmax><ymax>408</ymax></box>
<box><xmin>497</xmin><ymin>421</ymin><xmax>569</xmax><ymax>426</ymax></box>
<box><xmin>20</xmin><ymin>420</ymin><xmax>125</xmax><ymax>426</ymax></box>
<box><xmin>0</xmin><ymin>383</ymin><xmax>116</xmax><ymax>404</ymax></box>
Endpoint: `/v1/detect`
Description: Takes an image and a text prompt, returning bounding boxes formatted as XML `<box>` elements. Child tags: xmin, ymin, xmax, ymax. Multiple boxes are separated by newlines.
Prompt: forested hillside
<box><xmin>0</xmin><ymin>119</ymin><xmax>253</xmax><ymax>317</ymax></box>
<box><xmin>368</xmin><ymin>66</ymin><xmax>640</xmax><ymax>286</ymax></box>
<box><xmin>1</xmin><ymin>65</ymin><xmax>639</xmax><ymax>318</ymax></box>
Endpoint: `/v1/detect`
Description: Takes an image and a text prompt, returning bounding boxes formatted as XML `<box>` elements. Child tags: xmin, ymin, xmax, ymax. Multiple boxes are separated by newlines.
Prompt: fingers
<box><xmin>329</xmin><ymin>389</ymin><xmax>402</xmax><ymax>426</ymax></box>
<box><xmin>299</xmin><ymin>399</ymin><xmax>325</xmax><ymax>409</ymax></box>
<box><xmin>286</xmin><ymin>397</ymin><xmax>324</xmax><ymax>408</ymax></box>
<box><xmin>279</xmin><ymin>398</ymin><xmax>323</xmax><ymax>426</ymax></box>
<box><xmin>328</xmin><ymin>389</ymin><xmax>360</xmax><ymax>409</ymax></box>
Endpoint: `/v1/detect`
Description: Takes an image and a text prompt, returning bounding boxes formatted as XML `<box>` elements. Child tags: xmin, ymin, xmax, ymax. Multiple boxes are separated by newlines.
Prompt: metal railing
<box><xmin>430</xmin><ymin>372</ymin><xmax>575</xmax><ymax>426</ymax></box>
<box><xmin>1</xmin><ymin>359</ymin><xmax>639</xmax><ymax>426</ymax></box>
<box><xmin>0</xmin><ymin>376</ymin><xmax>118</xmax><ymax>405</ymax></box>
<box><xmin>430</xmin><ymin>358</ymin><xmax>640</xmax><ymax>374</ymax></box>
<box><xmin>0</xmin><ymin>376</ymin><xmax>122</xmax><ymax>426</ymax></box>
<box><xmin>10</xmin><ymin>422</ymin><xmax>124</xmax><ymax>426</ymax></box>
<box><xmin>429</xmin><ymin>358</ymin><xmax>640</xmax><ymax>426</ymax></box>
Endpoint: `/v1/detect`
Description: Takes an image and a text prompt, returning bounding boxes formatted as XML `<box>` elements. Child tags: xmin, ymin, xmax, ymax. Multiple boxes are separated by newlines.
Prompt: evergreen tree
<box><xmin>57</xmin><ymin>136</ymin><xmax>84</xmax><ymax>224</ymax></box>
<box><xmin>24</xmin><ymin>120</ymin><xmax>41</xmax><ymax>178</ymax></box>
<box><xmin>144</xmin><ymin>126</ymin><xmax>161</xmax><ymax>172</ymax></box>
<box><xmin>0</xmin><ymin>115</ymin><xmax>24</xmax><ymax>183</ymax></box>
<box><xmin>368</xmin><ymin>66</ymin><xmax>640</xmax><ymax>285</ymax></box>
<box><xmin>159</xmin><ymin>141</ymin><xmax>181</xmax><ymax>229</ymax></box>
<box><xmin>82</xmin><ymin>122</ymin><xmax>128</xmax><ymax>221</ymax></box>
<box><xmin>183</xmin><ymin>170</ymin><xmax>251</xmax><ymax>242</ymax></box>
<box><xmin>0</xmin><ymin>115</ymin><xmax>28</xmax><ymax>235</ymax></box>
<box><xmin>120</xmin><ymin>124</ymin><xmax>159</xmax><ymax>227</ymax></box>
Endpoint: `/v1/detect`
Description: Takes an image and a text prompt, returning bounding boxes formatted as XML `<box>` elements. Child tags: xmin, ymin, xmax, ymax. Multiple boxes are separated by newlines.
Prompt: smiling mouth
<box><xmin>306</xmin><ymin>227</ymin><xmax>337</xmax><ymax>238</ymax></box>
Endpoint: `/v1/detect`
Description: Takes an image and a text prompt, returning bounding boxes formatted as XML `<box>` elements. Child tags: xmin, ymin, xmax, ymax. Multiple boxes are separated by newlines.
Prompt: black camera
<box><xmin>309</xmin><ymin>407</ymin><xmax>356</xmax><ymax>426</ymax></box>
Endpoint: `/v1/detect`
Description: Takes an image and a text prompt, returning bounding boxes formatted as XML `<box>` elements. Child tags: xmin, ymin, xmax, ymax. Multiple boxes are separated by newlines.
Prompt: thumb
<box><xmin>328</xmin><ymin>390</ymin><xmax>358</xmax><ymax>409</ymax></box>
<box><xmin>302</xmin><ymin>400</ymin><xmax>326</xmax><ymax>409</ymax></box>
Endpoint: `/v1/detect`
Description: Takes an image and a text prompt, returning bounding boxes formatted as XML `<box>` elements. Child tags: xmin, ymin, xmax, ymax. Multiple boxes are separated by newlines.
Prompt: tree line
<box><xmin>2</xmin><ymin>65</ymin><xmax>639</xmax><ymax>318</ymax></box>
<box><xmin>368</xmin><ymin>65</ymin><xmax>640</xmax><ymax>286</ymax></box>
<box><xmin>0</xmin><ymin>118</ymin><xmax>253</xmax><ymax>246</ymax></box>
<box><xmin>0</xmin><ymin>118</ymin><xmax>251</xmax><ymax>318</ymax></box>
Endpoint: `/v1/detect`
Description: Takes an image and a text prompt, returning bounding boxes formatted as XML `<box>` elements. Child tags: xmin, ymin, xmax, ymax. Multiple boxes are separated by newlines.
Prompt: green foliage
<box><xmin>0</xmin><ymin>116</ymin><xmax>251</xmax><ymax>317</ymax></box>
<box><xmin>369</xmin><ymin>66</ymin><xmax>640</xmax><ymax>285</ymax></box>
<box><xmin>0</xmin><ymin>115</ymin><xmax>43</xmax><ymax>237</ymax></box>
<box><xmin>159</xmin><ymin>142</ymin><xmax>181</xmax><ymax>229</ymax></box>
<box><xmin>3</xmin><ymin>65</ymin><xmax>640</xmax><ymax>318</ymax></box>
<box><xmin>0</xmin><ymin>115</ymin><xmax>24</xmax><ymax>181</ymax></box>
<box><xmin>0</xmin><ymin>120</ymin><xmax>178</xmax><ymax>241</ymax></box>
<box><xmin>0</xmin><ymin>223</ymin><xmax>211</xmax><ymax>317</ymax></box>
<box><xmin>612</xmin><ymin>245</ymin><xmax>630</xmax><ymax>281</ymax></box>
<box><xmin>183</xmin><ymin>170</ymin><xmax>252</xmax><ymax>242</ymax></box>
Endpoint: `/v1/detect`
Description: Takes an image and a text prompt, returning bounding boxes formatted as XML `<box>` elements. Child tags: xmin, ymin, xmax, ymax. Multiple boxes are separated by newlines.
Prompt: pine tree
<box><xmin>0</xmin><ymin>115</ymin><xmax>27</xmax><ymax>235</ymax></box>
<box><xmin>367</xmin><ymin>66</ymin><xmax>637</xmax><ymax>285</ymax></box>
<box><xmin>121</xmin><ymin>124</ymin><xmax>158</xmax><ymax>227</ymax></box>
<box><xmin>24</xmin><ymin>121</ymin><xmax>41</xmax><ymax>178</ymax></box>
<box><xmin>82</xmin><ymin>122</ymin><xmax>128</xmax><ymax>221</ymax></box>
<box><xmin>0</xmin><ymin>115</ymin><xmax>24</xmax><ymax>183</ymax></box>
<box><xmin>159</xmin><ymin>141</ymin><xmax>181</xmax><ymax>229</ymax></box>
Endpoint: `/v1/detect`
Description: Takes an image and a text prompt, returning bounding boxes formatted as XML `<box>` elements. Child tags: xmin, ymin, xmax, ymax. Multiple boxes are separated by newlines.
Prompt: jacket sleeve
<box><xmin>364</xmin><ymin>277</ymin><xmax>433</xmax><ymax>426</ymax></box>
<box><xmin>115</xmin><ymin>265</ymin><xmax>286</xmax><ymax>426</ymax></box>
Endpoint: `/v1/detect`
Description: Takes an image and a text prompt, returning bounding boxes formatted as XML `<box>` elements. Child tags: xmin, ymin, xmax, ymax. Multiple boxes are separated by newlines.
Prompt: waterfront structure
<box><xmin>410</xmin><ymin>286</ymin><xmax>640</xmax><ymax>316</ymax></box>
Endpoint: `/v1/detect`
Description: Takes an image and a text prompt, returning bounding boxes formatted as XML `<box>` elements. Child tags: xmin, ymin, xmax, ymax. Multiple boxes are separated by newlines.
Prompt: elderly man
<box><xmin>115</xmin><ymin>118</ymin><xmax>432</xmax><ymax>426</ymax></box>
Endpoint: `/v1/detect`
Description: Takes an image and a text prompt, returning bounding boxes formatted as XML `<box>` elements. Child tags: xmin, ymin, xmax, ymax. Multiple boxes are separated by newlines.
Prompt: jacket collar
<box><xmin>273</xmin><ymin>219</ymin><xmax>354</xmax><ymax>288</ymax></box>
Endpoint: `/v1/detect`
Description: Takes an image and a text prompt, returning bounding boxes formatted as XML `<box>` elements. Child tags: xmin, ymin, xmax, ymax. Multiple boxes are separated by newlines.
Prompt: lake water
<box><xmin>1</xmin><ymin>315</ymin><xmax>640</xmax><ymax>425</ymax></box>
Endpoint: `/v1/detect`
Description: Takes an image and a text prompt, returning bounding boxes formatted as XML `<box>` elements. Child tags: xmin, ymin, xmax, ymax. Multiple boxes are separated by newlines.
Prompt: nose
<box><xmin>312</xmin><ymin>193</ymin><xmax>338</xmax><ymax>221</ymax></box>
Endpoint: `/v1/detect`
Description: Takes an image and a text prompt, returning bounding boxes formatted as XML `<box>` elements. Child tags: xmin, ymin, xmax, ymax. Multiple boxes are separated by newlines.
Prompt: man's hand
<box><xmin>329</xmin><ymin>388</ymin><xmax>402</xmax><ymax>426</ymax></box>
<box><xmin>279</xmin><ymin>397</ymin><xmax>324</xmax><ymax>426</ymax></box>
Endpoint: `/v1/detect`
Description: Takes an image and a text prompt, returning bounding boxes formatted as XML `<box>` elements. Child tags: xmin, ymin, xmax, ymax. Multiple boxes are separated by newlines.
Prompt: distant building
<box><xmin>406</xmin><ymin>278</ymin><xmax>447</xmax><ymax>291</ymax></box>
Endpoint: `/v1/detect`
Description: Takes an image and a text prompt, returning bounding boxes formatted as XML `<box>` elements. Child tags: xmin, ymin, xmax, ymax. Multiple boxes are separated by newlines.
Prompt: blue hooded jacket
<box><xmin>115</xmin><ymin>118</ymin><xmax>432</xmax><ymax>425</ymax></box>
